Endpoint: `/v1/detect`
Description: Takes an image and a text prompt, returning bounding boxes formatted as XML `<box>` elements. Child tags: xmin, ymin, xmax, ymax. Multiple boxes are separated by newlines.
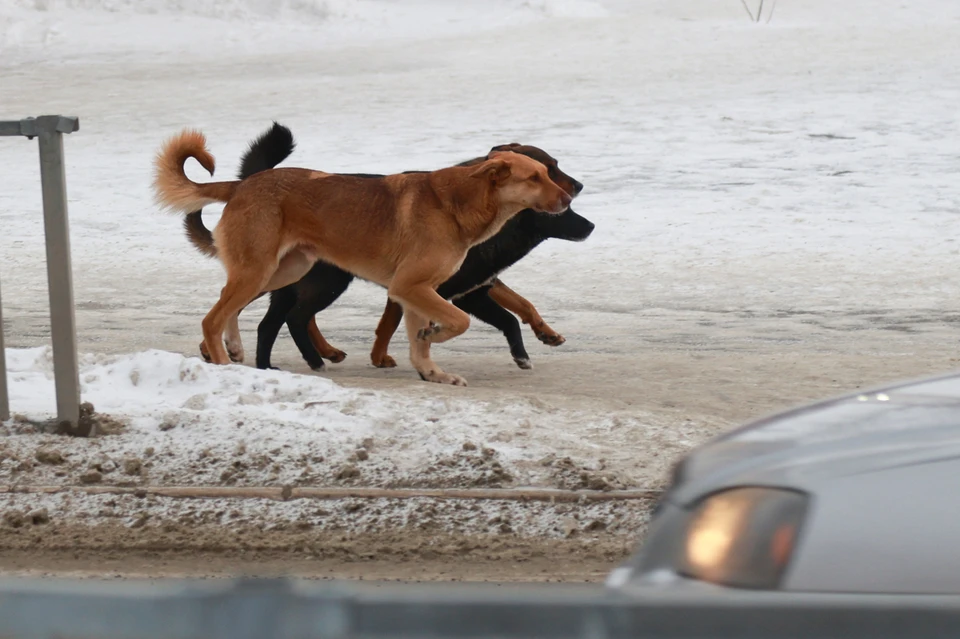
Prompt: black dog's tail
<box><xmin>237</xmin><ymin>121</ymin><xmax>296</xmax><ymax>178</ymax></box>
<box><xmin>183</xmin><ymin>122</ymin><xmax>297</xmax><ymax>258</ymax></box>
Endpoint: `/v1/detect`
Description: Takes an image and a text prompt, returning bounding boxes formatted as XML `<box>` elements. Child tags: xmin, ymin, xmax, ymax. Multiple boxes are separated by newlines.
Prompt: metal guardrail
<box><xmin>1</xmin><ymin>578</ymin><xmax>960</xmax><ymax>639</ymax></box>
<box><xmin>0</xmin><ymin>115</ymin><xmax>81</xmax><ymax>431</ymax></box>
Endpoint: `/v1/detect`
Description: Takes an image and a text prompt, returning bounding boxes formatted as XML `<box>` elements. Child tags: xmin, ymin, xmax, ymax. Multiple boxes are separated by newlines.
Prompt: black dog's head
<box><xmin>530</xmin><ymin>207</ymin><xmax>595</xmax><ymax>242</ymax></box>
<box><xmin>488</xmin><ymin>143</ymin><xmax>584</xmax><ymax>198</ymax></box>
<box><xmin>488</xmin><ymin>144</ymin><xmax>592</xmax><ymax>242</ymax></box>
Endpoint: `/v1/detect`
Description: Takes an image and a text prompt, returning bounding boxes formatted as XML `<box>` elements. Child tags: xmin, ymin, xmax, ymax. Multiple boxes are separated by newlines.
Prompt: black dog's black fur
<box><xmin>185</xmin><ymin>123</ymin><xmax>595</xmax><ymax>371</ymax></box>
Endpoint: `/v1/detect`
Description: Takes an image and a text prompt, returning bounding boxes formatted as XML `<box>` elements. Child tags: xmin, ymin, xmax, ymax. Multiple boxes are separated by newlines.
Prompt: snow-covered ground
<box><xmin>2</xmin><ymin>0</ymin><xmax>960</xmax><ymax>505</ymax></box>
<box><xmin>1</xmin><ymin>346</ymin><xmax>694</xmax><ymax>490</ymax></box>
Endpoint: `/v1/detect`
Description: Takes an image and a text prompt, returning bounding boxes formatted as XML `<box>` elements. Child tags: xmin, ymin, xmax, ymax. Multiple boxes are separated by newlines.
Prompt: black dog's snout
<box><xmin>581</xmin><ymin>219</ymin><xmax>596</xmax><ymax>239</ymax></box>
<box><xmin>572</xmin><ymin>180</ymin><xmax>584</xmax><ymax>195</ymax></box>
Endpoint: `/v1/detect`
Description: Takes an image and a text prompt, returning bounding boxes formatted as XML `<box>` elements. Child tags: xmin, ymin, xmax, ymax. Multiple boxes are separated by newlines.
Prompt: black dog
<box><xmin>185</xmin><ymin>123</ymin><xmax>594</xmax><ymax>371</ymax></box>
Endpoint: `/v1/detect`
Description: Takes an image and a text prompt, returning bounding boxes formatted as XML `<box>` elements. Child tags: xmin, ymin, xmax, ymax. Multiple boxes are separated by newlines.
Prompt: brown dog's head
<box><xmin>471</xmin><ymin>151</ymin><xmax>572</xmax><ymax>215</ymax></box>
<box><xmin>488</xmin><ymin>143</ymin><xmax>584</xmax><ymax>198</ymax></box>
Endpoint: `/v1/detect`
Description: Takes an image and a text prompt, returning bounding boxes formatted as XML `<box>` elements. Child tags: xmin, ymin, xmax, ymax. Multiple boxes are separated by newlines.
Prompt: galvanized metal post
<box><xmin>0</xmin><ymin>116</ymin><xmax>81</xmax><ymax>429</ymax></box>
<box><xmin>0</xmin><ymin>273</ymin><xmax>8</xmax><ymax>422</ymax></box>
<box><xmin>35</xmin><ymin>116</ymin><xmax>81</xmax><ymax>429</ymax></box>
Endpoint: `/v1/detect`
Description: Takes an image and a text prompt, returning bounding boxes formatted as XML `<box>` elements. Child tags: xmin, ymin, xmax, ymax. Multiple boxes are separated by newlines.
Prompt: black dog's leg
<box><xmin>286</xmin><ymin>306</ymin><xmax>328</xmax><ymax>372</ymax></box>
<box><xmin>285</xmin><ymin>265</ymin><xmax>355</xmax><ymax>372</ymax></box>
<box><xmin>256</xmin><ymin>287</ymin><xmax>298</xmax><ymax>370</ymax></box>
<box><xmin>454</xmin><ymin>287</ymin><xmax>532</xmax><ymax>369</ymax></box>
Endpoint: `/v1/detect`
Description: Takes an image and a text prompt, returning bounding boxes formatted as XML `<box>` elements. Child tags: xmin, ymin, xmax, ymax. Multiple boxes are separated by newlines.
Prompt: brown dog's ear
<box><xmin>488</xmin><ymin>143</ymin><xmax>522</xmax><ymax>156</ymax></box>
<box><xmin>470</xmin><ymin>158</ymin><xmax>511</xmax><ymax>183</ymax></box>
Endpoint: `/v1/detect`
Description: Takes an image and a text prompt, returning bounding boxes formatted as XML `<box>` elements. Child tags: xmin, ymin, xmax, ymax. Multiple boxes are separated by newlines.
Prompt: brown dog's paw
<box><xmin>447</xmin><ymin>374</ymin><xmax>468</xmax><ymax>387</ymax></box>
<box><xmin>199</xmin><ymin>341</ymin><xmax>212</xmax><ymax>363</ymax></box>
<box><xmin>323</xmin><ymin>348</ymin><xmax>347</xmax><ymax>364</ymax></box>
<box><xmin>419</xmin><ymin>369</ymin><xmax>467</xmax><ymax>386</ymax></box>
<box><xmin>372</xmin><ymin>354</ymin><xmax>398</xmax><ymax>368</ymax></box>
<box><xmin>227</xmin><ymin>347</ymin><xmax>244</xmax><ymax>364</ymax></box>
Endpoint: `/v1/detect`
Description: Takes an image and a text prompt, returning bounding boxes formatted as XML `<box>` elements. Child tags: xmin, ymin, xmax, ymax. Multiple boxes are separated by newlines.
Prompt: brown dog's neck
<box><xmin>429</xmin><ymin>167</ymin><xmax>506</xmax><ymax>246</ymax></box>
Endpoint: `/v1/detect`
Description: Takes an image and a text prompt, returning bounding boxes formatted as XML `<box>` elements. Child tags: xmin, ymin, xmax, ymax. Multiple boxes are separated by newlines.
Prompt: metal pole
<box><xmin>35</xmin><ymin>117</ymin><xmax>80</xmax><ymax>429</ymax></box>
<box><xmin>0</xmin><ymin>273</ymin><xmax>8</xmax><ymax>422</ymax></box>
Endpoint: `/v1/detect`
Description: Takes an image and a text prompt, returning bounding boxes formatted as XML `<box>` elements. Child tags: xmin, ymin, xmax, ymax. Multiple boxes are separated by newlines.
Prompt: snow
<box><xmin>2</xmin><ymin>347</ymin><xmax>695</xmax><ymax>489</ymax></box>
<box><xmin>2</xmin><ymin>0</ymin><xmax>960</xmax><ymax>505</ymax></box>
<box><xmin>1</xmin><ymin>0</ymin><xmax>609</xmax><ymax>62</ymax></box>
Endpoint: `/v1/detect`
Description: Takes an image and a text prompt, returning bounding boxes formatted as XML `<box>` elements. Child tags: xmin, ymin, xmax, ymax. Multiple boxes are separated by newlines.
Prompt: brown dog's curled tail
<box><xmin>153</xmin><ymin>129</ymin><xmax>237</xmax><ymax>214</ymax></box>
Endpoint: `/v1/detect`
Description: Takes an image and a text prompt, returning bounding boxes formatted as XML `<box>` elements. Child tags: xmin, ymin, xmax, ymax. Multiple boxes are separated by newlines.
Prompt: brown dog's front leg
<box><xmin>370</xmin><ymin>298</ymin><xmax>404</xmax><ymax>368</ymax></box>
<box><xmin>486</xmin><ymin>279</ymin><xmax>565</xmax><ymax>346</ymax></box>
<box><xmin>402</xmin><ymin>310</ymin><xmax>467</xmax><ymax>386</ymax></box>
<box><xmin>389</xmin><ymin>276</ymin><xmax>471</xmax><ymax>385</ymax></box>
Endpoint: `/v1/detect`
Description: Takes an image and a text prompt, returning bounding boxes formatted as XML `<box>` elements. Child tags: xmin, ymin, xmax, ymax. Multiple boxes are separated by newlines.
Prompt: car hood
<box><xmin>669</xmin><ymin>371</ymin><xmax>960</xmax><ymax>505</ymax></box>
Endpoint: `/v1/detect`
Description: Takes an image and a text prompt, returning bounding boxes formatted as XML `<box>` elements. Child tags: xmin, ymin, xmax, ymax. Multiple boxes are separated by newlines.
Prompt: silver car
<box><xmin>607</xmin><ymin>370</ymin><xmax>960</xmax><ymax>594</ymax></box>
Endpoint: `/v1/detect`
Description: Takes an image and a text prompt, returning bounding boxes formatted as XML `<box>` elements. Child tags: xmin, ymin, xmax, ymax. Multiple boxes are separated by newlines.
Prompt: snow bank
<box><xmin>1</xmin><ymin>348</ymin><xmax>701</xmax><ymax>490</ymax></box>
<box><xmin>8</xmin><ymin>347</ymin><xmax>367</xmax><ymax>438</ymax></box>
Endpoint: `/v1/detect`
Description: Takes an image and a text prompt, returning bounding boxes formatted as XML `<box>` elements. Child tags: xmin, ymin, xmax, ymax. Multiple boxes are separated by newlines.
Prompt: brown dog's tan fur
<box><xmin>153</xmin><ymin>129</ymin><xmax>571</xmax><ymax>385</ymax></box>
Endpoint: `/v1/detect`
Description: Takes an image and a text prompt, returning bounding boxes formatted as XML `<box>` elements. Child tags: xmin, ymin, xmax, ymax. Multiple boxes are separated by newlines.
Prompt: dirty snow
<box><xmin>1</xmin><ymin>347</ymin><xmax>695</xmax><ymax>490</ymax></box>
<box><xmin>0</xmin><ymin>490</ymin><xmax>651</xmax><ymax>540</ymax></box>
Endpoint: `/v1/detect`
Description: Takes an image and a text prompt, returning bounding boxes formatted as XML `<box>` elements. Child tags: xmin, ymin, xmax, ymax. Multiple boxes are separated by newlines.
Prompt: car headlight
<box><xmin>679</xmin><ymin>487</ymin><xmax>808</xmax><ymax>589</ymax></box>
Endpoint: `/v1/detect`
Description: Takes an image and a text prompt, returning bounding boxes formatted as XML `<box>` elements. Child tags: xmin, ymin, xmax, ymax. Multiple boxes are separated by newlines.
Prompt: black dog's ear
<box><xmin>489</xmin><ymin>142</ymin><xmax>522</xmax><ymax>155</ymax></box>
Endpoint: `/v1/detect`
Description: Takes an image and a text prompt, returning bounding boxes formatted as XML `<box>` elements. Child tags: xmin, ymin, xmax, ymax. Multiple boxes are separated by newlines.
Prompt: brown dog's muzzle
<box><xmin>540</xmin><ymin>189</ymin><xmax>573</xmax><ymax>214</ymax></box>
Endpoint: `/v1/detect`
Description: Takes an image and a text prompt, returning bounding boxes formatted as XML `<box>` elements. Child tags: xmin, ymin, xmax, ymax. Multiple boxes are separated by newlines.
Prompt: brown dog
<box><xmin>153</xmin><ymin>129</ymin><xmax>572</xmax><ymax>385</ymax></box>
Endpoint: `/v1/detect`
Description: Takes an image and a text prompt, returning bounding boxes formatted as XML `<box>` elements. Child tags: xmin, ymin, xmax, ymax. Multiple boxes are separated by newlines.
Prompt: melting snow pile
<box><xmin>0</xmin><ymin>347</ymin><xmax>702</xmax><ymax>490</ymax></box>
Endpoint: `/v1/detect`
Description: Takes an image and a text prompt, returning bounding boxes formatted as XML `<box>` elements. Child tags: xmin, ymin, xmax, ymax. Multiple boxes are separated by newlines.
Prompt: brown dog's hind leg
<box><xmin>487</xmin><ymin>279</ymin><xmax>565</xmax><ymax>346</ymax></box>
<box><xmin>370</xmin><ymin>298</ymin><xmax>404</xmax><ymax>368</ymax></box>
<box><xmin>306</xmin><ymin>317</ymin><xmax>346</xmax><ymax>363</ymax></box>
<box><xmin>217</xmin><ymin>253</ymin><xmax>311</xmax><ymax>365</ymax></box>
<box><xmin>224</xmin><ymin>313</ymin><xmax>245</xmax><ymax>363</ymax></box>
<box><xmin>263</xmin><ymin>249</ymin><xmax>315</xmax><ymax>292</ymax></box>
<box><xmin>402</xmin><ymin>310</ymin><xmax>467</xmax><ymax>386</ymax></box>
<box><xmin>202</xmin><ymin>273</ymin><xmax>274</xmax><ymax>365</ymax></box>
